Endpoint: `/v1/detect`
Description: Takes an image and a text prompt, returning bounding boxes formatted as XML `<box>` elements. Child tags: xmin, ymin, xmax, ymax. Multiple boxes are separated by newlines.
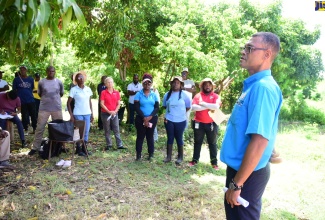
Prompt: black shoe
<box><xmin>117</xmin><ymin>146</ymin><xmax>127</xmax><ymax>150</ymax></box>
<box><xmin>28</xmin><ymin>149</ymin><xmax>37</xmax><ymax>156</ymax></box>
<box><xmin>136</xmin><ymin>152</ymin><xmax>141</xmax><ymax>161</ymax></box>
<box><xmin>148</xmin><ymin>153</ymin><xmax>154</xmax><ymax>161</ymax></box>
<box><xmin>78</xmin><ymin>151</ymin><xmax>87</xmax><ymax>156</ymax></box>
<box><xmin>105</xmin><ymin>146</ymin><xmax>112</xmax><ymax>151</ymax></box>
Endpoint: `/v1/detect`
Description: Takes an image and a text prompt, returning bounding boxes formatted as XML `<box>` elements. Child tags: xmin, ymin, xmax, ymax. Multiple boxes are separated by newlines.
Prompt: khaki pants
<box><xmin>0</xmin><ymin>131</ymin><xmax>10</xmax><ymax>162</ymax></box>
<box><xmin>32</xmin><ymin>110</ymin><xmax>62</xmax><ymax>150</ymax></box>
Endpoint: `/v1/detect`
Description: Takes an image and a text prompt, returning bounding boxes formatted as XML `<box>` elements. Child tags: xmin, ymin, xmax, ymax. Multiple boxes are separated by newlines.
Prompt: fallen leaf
<box><xmin>11</xmin><ymin>202</ymin><xmax>15</xmax><ymax>211</ymax></box>
<box><xmin>27</xmin><ymin>217</ymin><xmax>38</xmax><ymax>220</ymax></box>
<box><xmin>28</xmin><ymin>186</ymin><xmax>36</xmax><ymax>191</ymax></box>
<box><xmin>66</xmin><ymin>190</ymin><xmax>72</xmax><ymax>195</ymax></box>
<box><xmin>33</xmin><ymin>205</ymin><xmax>37</xmax><ymax>209</ymax></box>
<box><xmin>56</xmin><ymin>194</ymin><xmax>69</xmax><ymax>200</ymax></box>
<box><xmin>96</xmin><ymin>213</ymin><xmax>107</xmax><ymax>219</ymax></box>
<box><xmin>16</xmin><ymin>175</ymin><xmax>21</xmax><ymax>180</ymax></box>
<box><xmin>87</xmin><ymin>188</ymin><xmax>95</xmax><ymax>192</ymax></box>
<box><xmin>120</xmin><ymin>200</ymin><xmax>125</xmax><ymax>203</ymax></box>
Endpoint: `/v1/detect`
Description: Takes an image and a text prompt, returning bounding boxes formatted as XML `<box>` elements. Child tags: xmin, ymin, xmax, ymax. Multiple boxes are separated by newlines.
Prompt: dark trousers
<box><xmin>98</xmin><ymin>101</ymin><xmax>103</xmax><ymax>129</ymax></box>
<box><xmin>34</xmin><ymin>98</ymin><xmax>40</xmax><ymax>119</ymax></box>
<box><xmin>192</xmin><ymin>121</ymin><xmax>218</xmax><ymax>165</ymax></box>
<box><xmin>164</xmin><ymin>120</ymin><xmax>186</xmax><ymax>145</ymax></box>
<box><xmin>0</xmin><ymin>115</ymin><xmax>25</xmax><ymax>142</ymax></box>
<box><xmin>128</xmin><ymin>103</ymin><xmax>135</xmax><ymax>125</ymax></box>
<box><xmin>224</xmin><ymin>164</ymin><xmax>270</xmax><ymax>220</ymax></box>
<box><xmin>135</xmin><ymin>115</ymin><xmax>158</xmax><ymax>154</ymax></box>
<box><xmin>21</xmin><ymin>102</ymin><xmax>37</xmax><ymax>131</ymax></box>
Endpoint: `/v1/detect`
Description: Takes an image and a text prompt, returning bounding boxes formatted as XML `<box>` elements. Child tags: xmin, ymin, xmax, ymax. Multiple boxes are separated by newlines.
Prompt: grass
<box><xmin>1</xmin><ymin>89</ymin><xmax>325</xmax><ymax>219</ymax></box>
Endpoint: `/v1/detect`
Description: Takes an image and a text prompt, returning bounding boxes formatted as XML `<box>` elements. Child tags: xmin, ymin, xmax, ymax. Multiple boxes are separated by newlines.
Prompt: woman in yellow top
<box><xmin>33</xmin><ymin>73</ymin><xmax>41</xmax><ymax>119</ymax></box>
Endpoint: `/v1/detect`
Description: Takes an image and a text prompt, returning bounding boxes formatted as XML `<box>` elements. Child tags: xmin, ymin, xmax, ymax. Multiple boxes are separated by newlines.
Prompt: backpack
<box><xmin>38</xmin><ymin>138</ymin><xmax>63</xmax><ymax>160</ymax></box>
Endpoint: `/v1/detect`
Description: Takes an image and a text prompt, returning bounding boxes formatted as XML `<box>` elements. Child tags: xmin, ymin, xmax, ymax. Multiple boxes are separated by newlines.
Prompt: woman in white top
<box><xmin>67</xmin><ymin>71</ymin><xmax>93</xmax><ymax>156</ymax></box>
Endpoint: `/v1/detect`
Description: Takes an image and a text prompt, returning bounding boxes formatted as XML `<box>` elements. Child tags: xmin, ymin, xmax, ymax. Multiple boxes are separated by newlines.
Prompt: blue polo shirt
<box><xmin>163</xmin><ymin>91</ymin><xmax>191</xmax><ymax>122</ymax></box>
<box><xmin>134</xmin><ymin>90</ymin><xmax>158</xmax><ymax>117</ymax></box>
<box><xmin>220</xmin><ymin>70</ymin><xmax>283</xmax><ymax>171</ymax></box>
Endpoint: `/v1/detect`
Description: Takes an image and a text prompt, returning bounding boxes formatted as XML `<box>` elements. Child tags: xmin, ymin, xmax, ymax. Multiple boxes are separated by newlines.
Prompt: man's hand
<box><xmin>225</xmin><ymin>189</ymin><xmax>241</xmax><ymax>208</ymax></box>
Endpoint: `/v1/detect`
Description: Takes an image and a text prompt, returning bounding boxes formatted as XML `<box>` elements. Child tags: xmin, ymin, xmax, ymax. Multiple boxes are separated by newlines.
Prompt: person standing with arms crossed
<box><xmin>220</xmin><ymin>32</ymin><xmax>283</xmax><ymax>219</ymax></box>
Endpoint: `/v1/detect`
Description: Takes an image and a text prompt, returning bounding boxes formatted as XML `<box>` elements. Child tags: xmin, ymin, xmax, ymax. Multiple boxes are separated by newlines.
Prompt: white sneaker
<box><xmin>56</xmin><ymin>159</ymin><xmax>65</xmax><ymax>166</ymax></box>
<box><xmin>63</xmin><ymin>160</ymin><xmax>71</xmax><ymax>168</ymax></box>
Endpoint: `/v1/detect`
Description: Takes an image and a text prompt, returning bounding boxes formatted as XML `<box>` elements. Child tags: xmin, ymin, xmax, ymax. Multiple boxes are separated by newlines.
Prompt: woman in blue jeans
<box><xmin>67</xmin><ymin>71</ymin><xmax>93</xmax><ymax>156</ymax></box>
<box><xmin>162</xmin><ymin>76</ymin><xmax>191</xmax><ymax>164</ymax></box>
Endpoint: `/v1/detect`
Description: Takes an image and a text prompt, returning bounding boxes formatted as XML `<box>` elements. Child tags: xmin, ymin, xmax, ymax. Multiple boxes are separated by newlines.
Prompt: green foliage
<box><xmin>280</xmin><ymin>94</ymin><xmax>325</xmax><ymax>125</ymax></box>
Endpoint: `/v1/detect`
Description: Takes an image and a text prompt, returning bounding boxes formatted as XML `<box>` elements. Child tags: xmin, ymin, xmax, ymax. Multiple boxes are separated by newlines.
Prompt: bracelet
<box><xmin>231</xmin><ymin>179</ymin><xmax>243</xmax><ymax>190</ymax></box>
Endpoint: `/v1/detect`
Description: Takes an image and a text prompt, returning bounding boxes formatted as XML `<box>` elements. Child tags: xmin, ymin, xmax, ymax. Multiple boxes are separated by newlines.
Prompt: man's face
<box><xmin>181</xmin><ymin>71</ymin><xmax>188</xmax><ymax>80</ymax></box>
<box><xmin>133</xmin><ymin>75</ymin><xmax>139</xmax><ymax>84</ymax></box>
<box><xmin>240</xmin><ymin>36</ymin><xmax>267</xmax><ymax>72</ymax></box>
<box><xmin>20</xmin><ymin>67</ymin><xmax>27</xmax><ymax>77</ymax></box>
<box><xmin>202</xmin><ymin>82</ymin><xmax>212</xmax><ymax>94</ymax></box>
<box><xmin>35</xmin><ymin>76</ymin><xmax>40</xmax><ymax>81</ymax></box>
<box><xmin>47</xmin><ymin>67</ymin><xmax>55</xmax><ymax>79</ymax></box>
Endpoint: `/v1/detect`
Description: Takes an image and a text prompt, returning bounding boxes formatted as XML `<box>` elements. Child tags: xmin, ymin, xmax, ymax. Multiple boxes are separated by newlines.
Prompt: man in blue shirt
<box><xmin>220</xmin><ymin>32</ymin><xmax>283</xmax><ymax>219</ymax></box>
<box><xmin>13</xmin><ymin>66</ymin><xmax>37</xmax><ymax>134</ymax></box>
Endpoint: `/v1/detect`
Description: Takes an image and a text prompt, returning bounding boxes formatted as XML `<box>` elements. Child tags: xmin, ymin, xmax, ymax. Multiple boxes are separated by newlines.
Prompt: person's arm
<box><xmin>191</xmin><ymin>104</ymin><xmax>207</xmax><ymax>111</ymax></box>
<box><xmin>0</xmin><ymin>85</ymin><xmax>9</xmax><ymax>92</ymax></box>
<box><xmin>59</xmin><ymin>81</ymin><xmax>64</xmax><ymax>97</ymax></box>
<box><xmin>225</xmin><ymin>134</ymin><xmax>268</xmax><ymax>208</ymax></box>
<box><xmin>67</xmin><ymin>97</ymin><xmax>75</xmax><ymax>122</ymax></box>
<box><xmin>89</xmin><ymin>98</ymin><xmax>94</xmax><ymax>122</ymax></box>
<box><xmin>199</xmin><ymin>101</ymin><xmax>219</xmax><ymax>110</ymax></box>
<box><xmin>113</xmin><ymin>100</ymin><xmax>120</xmax><ymax>115</ymax></box>
<box><xmin>134</xmin><ymin>100</ymin><xmax>144</xmax><ymax>119</ymax></box>
<box><xmin>37</xmin><ymin>81</ymin><xmax>42</xmax><ymax>97</ymax></box>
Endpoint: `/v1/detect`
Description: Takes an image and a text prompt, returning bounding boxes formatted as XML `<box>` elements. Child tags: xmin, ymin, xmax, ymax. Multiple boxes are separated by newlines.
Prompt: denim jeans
<box><xmin>0</xmin><ymin>114</ymin><xmax>25</xmax><ymax>142</ymax></box>
<box><xmin>101</xmin><ymin>112</ymin><xmax>122</xmax><ymax>147</ymax></box>
<box><xmin>192</xmin><ymin>121</ymin><xmax>218</xmax><ymax>165</ymax></box>
<box><xmin>224</xmin><ymin>164</ymin><xmax>270</xmax><ymax>220</ymax></box>
<box><xmin>128</xmin><ymin>103</ymin><xmax>135</xmax><ymax>125</ymax></box>
<box><xmin>164</xmin><ymin>120</ymin><xmax>186</xmax><ymax>146</ymax></box>
<box><xmin>74</xmin><ymin>115</ymin><xmax>91</xmax><ymax>142</ymax></box>
<box><xmin>135</xmin><ymin>115</ymin><xmax>157</xmax><ymax>154</ymax></box>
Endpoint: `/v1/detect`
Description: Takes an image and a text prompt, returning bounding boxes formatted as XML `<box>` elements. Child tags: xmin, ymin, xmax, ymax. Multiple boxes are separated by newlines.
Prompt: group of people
<box><xmin>0</xmin><ymin>32</ymin><xmax>283</xmax><ymax>219</ymax></box>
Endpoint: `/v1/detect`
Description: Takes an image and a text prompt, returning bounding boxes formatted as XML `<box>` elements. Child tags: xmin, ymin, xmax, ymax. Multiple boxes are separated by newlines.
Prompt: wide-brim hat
<box><xmin>73</xmin><ymin>70</ymin><xmax>87</xmax><ymax>85</ymax></box>
<box><xmin>170</xmin><ymin>76</ymin><xmax>184</xmax><ymax>84</ymax></box>
<box><xmin>199</xmin><ymin>78</ymin><xmax>215</xmax><ymax>88</ymax></box>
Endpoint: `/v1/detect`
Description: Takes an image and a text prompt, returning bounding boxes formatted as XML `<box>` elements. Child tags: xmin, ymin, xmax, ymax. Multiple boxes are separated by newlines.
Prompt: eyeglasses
<box><xmin>241</xmin><ymin>45</ymin><xmax>268</xmax><ymax>54</ymax></box>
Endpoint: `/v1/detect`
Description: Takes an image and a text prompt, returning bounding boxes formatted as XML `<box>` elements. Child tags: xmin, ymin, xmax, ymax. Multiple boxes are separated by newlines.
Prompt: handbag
<box><xmin>48</xmin><ymin>120</ymin><xmax>74</xmax><ymax>141</ymax></box>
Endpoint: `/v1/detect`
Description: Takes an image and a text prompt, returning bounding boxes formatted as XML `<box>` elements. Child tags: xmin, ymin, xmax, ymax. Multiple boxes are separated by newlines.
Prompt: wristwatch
<box><xmin>229</xmin><ymin>179</ymin><xmax>243</xmax><ymax>191</ymax></box>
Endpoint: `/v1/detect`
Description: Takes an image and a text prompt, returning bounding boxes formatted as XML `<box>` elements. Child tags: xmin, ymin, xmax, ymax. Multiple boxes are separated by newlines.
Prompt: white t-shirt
<box><xmin>69</xmin><ymin>86</ymin><xmax>93</xmax><ymax>115</ymax></box>
<box><xmin>0</xmin><ymin>79</ymin><xmax>8</xmax><ymax>93</ymax></box>
<box><xmin>183</xmin><ymin>79</ymin><xmax>195</xmax><ymax>99</ymax></box>
<box><xmin>127</xmin><ymin>82</ymin><xmax>143</xmax><ymax>104</ymax></box>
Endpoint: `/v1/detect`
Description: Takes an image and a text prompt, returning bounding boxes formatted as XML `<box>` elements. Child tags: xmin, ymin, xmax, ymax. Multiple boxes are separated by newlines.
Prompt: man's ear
<box><xmin>264</xmin><ymin>50</ymin><xmax>272</xmax><ymax>60</ymax></box>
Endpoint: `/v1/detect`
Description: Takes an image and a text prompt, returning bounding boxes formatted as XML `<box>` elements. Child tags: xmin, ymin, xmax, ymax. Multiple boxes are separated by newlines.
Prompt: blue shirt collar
<box><xmin>243</xmin><ymin>69</ymin><xmax>271</xmax><ymax>90</ymax></box>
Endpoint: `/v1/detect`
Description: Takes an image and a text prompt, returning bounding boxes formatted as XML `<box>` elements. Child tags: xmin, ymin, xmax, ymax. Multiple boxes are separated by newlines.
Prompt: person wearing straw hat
<box><xmin>162</xmin><ymin>76</ymin><xmax>191</xmax><ymax>164</ymax></box>
<box><xmin>28</xmin><ymin>66</ymin><xmax>64</xmax><ymax>156</ymax></box>
<box><xmin>188</xmin><ymin>78</ymin><xmax>221</xmax><ymax>170</ymax></box>
<box><xmin>67</xmin><ymin>71</ymin><xmax>93</xmax><ymax>156</ymax></box>
<box><xmin>220</xmin><ymin>32</ymin><xmax>282</xmax><ymax>220</ymax></box>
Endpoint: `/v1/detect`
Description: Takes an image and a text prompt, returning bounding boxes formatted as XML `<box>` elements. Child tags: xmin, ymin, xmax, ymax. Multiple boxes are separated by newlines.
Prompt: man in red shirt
<box><xmin>189</xmin><ymin>78</ymin><xmax>221</xmax><ymax>170</ymax></box>
<box><xmin>100</xmin><ymin>77</ymin><xmax>125</xmax><ymax>150</ymax></box>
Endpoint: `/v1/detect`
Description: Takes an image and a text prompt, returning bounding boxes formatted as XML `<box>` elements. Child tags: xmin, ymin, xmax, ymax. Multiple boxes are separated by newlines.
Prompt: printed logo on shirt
<box><xmin>19</xmin><ymin>81</ymin><xmax>32</xmax><ymax>89</ymax></box>
<box><xmin>236</xmin><ymin>92</ymin><xmax>247</xmax><ymax>106</ymax></box>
